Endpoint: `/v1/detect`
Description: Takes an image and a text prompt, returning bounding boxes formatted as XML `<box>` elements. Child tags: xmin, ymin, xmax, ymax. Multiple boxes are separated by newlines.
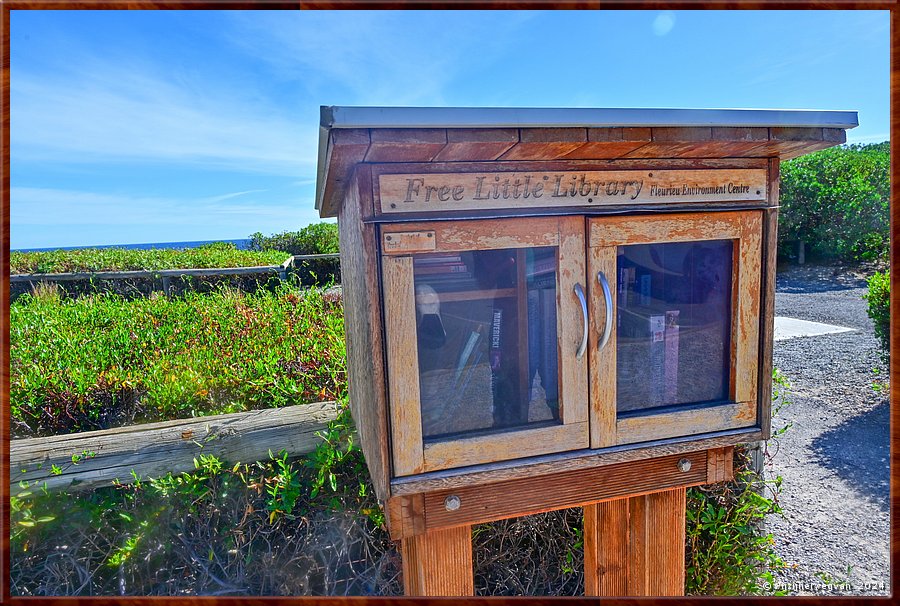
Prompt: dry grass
<box><xmin>12</xmin><ymin>458</ymin><xmax>594</xmax><ymax>597</ymax></box>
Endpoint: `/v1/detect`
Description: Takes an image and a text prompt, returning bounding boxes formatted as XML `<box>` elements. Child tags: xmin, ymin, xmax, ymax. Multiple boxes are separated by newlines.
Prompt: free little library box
<box><xmin>313</xmin><ymin>106</ymin><xmax>857</xmax><ymax>595</ymax></box>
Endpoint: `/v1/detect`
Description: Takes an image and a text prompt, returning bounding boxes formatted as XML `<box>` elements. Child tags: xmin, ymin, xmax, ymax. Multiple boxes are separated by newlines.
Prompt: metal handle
<box><xmin>574</xmin><ymin>283</ymin><xmax>588</xmax><ymax>360</ymax></box>
<box><xmin>597</xmin><ymin>271</ymin><xmax>613</xmax><ymax>351</ymax></box>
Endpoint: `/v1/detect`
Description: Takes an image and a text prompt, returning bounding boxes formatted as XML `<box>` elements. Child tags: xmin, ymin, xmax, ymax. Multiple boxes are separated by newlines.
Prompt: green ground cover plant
<box><xmin>864</xmin><ymin>270</ymin><xmax>890</xmax><ymax>356</ymax></box>
<box><xmin>10</xmin><ymin>283</ymin><xmax>345</xmax><ymax>437</ymax></box>
<box><xmin>10</xmin><ymin>242</ymin><xmax>289</xmax><ymax>274</ymax></box>
<box><xmin>685</xmin><ymin>369</ymin><xmax>792</xmax><ymax>596</ymax></box>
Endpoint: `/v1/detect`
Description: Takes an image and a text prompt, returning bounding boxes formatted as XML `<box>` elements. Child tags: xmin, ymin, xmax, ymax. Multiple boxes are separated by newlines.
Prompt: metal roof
<box><xmin>315</xmin><ymin>106</ymin><xmax>859</xmax><ymax>217</ymax></box>
<box><xmin>321</xmin><ymin>105</ymin><xmax>859</xmax><ymax>130</ymax></box>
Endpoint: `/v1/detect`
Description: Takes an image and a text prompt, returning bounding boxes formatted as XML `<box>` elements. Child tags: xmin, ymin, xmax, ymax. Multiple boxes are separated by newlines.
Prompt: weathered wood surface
<box><xmin>589</xmin><ymin>209</ymin><xmax>747</xmax><ymax>246</ymax></box>
<box><xmin>733</xmin><ymin>211</ymin><xmax>763</xmax><ymax>405</ymax></box>
<box><xmin>422</xmin><ymin>423</ymin><xmax>588</xmax><ymax>473</ymax></box>
<box><xmin>10</xmin><ymin>264</ymin><xmax>287</xmax><ymax>283</ymax></box>
<box><xmin>9</xmin><ymin>255</ymin><xmax>339</xmax><ymax>283</ymax></box>
<box><xmin>370</xmin><ymin>158</ymin><xmax>772</xmax><ymax>219</ymax></box>
<box><xmin>431</xmin><ymin>128</ymin><xmax>518</xmax><ymax>162</ymax></box>
<box><xmin>557</xmin><ymin>216</ymin><xmax>589</xmax><ymax>427</ymax></box>
<box><xmin>588</xmin><ymin>245</ymin><xmax>617</xmax><ymax>448</ymax></box>
<box><xmin>386</xmin><ymin>494</ymin><xmax>426</xmax><ymax>541</ymax></box>
<box><xmin>319</xmin><ymin>126</ymin><xmax>845</xmax><ymax>218</ymax></box>
<box><xmin>381</xmin><ymin>230</ymin><xmax>436</xmax><ymax>253</ymax></box>
<box><xmin>364</xmin><ymin>128</ymin><xmax>447</xmax><ymax>163</ymax></box>
<box><xmin>10</xmin><ymin>402</ymin><xmax>339</xmax><ymax>494</ymax></box>
<box><xmin>390</xmin><ymin>428</ymin><xmax>760</xmax><ymax>496</ymax></box>
<box><xmin>338</xmin><ymin>168</ymin><xmax>392</xmax><ymax>501</ymax></box>
<box><xmin>562</xmin><ymin>127</ymin><xmax>652</xmax><ymax>160</ymax></box>
<box><xmin>381</xmin><ymin>216</ymin><xmax>559</xmax><ymax>254</ymax></box>
<box><xmin>498</xmin><ymin>127</ymin><xmax>587</xmax><ymax>160</ymax></box>
<box><xmin>757</xmin><ymin>158</ymin><xmax>780</xmax><ymax>440</ymax></box>
<box><xmin>381</xmin><ymin>216</ymin><xmax>588</xmax><ymax>474</ymax></box>
<box><xmin>616</xmin><ymin>400</ymin><xmax>756</xmax><ymax>446</ymax></box>
<box><xmin>319</xmin><ymin>128</ymin><xmax>370</xmax><ymax>218</ymax></box>
<box><xmin>584</xmin><ymin>487</ymin><xmax>686</xmax><ymax>596</ymax></box>
<box><xmin>584</xmin><ymin>497</ymin><xmax>628</xmax><ymax>595</ymax></box>
<box><xmin>381</xmin><ymin>255</ymin><xmax>425</xmax><ymax>477</ymax></box>
<box><xmin>377</xmin><ymin>168</ymin><xmax>767</xmax><ymax>214</ymax></box>
<box><xmin>706</xmin><ymin>446</ymin><xmax>735</xmax><ymax>484</ymax></box>
<box><xmin>420</xmin><ymin>451</ymin><xmax>707</xmax><ymax>532</ymax></box>
<box><xmin>401</xmin><ymin>525</ymin><xmax>473</xmax><ymax>596</ymax></box>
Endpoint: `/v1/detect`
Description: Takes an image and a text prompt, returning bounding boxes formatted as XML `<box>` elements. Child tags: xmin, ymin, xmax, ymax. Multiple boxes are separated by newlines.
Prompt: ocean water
<box><xmin>12</xmin><ymin>239</ymin><xmax>254</xmax><ymax>253</ymax></box>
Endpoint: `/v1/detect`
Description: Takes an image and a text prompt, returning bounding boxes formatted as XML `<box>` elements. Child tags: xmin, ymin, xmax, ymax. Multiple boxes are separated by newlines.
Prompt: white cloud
<box><xmin>652</xmin><ymin>11</ymin><xmax>676</xmax><ymax>36</ymax></box>
<box><xmin>222</xmin><ymin>11</ymin><xmax>538</xmax><ymax>106</ymax></box>
<box><xmin>11</xmin><ymin>59</ymin><xmax>319</xmax><ymax>176</ymax></box>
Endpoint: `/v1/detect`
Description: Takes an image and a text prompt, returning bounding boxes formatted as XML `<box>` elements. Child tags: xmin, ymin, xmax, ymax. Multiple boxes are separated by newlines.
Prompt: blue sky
<box><xmin>10</xmin><ymin>10</ymin><xmax>889</xmax><ymax>249</ymax></box>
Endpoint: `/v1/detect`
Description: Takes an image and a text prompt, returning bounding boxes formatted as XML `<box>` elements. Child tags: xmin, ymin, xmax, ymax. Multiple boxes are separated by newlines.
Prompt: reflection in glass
<box><xmin>616</xmin><ymin>240</ymin><xmax>733</xmax><ymax>413</ymax></box>
<box><xmin>413</xmin><ymin>247</ymin><xmax>560</xmax><ymax>441</ymax></box>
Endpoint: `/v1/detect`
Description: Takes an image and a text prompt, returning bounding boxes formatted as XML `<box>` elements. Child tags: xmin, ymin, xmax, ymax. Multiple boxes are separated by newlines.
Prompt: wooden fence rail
<box><xmin>9</xmin><ymin>253</ymin><xmax>341</xmax><ymax>284</ymax></box>
<box><xmin>10</xmin><ymin>402</ymin><xmax>341</xmax><ymax>495</ymax></box>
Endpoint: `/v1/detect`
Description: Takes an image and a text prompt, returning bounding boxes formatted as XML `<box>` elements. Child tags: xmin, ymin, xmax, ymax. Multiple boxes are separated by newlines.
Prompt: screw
<box><xmin>385</xmin><ymin>235</ymin><xmax>392</xmax><ymax>241</ymax></box>
<box><xmin>678</xmin><ymin>458</ymin><xmax>692</xmax><ymax>472</ymax></box>
<box><xmin>390</xmin><ymin>203</ymin><xmax>397</xmax><ymax>208</ymax></box>
<box><xmin>444</xmin><ymin>495</ymin><xmax>461</xmax><ymax>511</ymax></box>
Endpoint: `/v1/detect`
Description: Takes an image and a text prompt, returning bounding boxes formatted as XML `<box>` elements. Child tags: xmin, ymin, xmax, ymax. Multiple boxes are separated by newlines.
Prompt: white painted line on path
<box><xmin>773</xmin><ymin>316</ymin><xmax>856</xmax><ymax>342</ymax></box>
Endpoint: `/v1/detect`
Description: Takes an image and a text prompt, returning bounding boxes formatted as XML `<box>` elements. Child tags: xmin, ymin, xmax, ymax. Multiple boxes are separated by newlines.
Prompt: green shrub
<box><xmin>778</xmin><ymin>142</ymin><xmax>889</xmax><ymax>263</ymax></box>
<box><xmin>864</xmin><ymin>270</ymin><xmax>890</xmax><ymax>355</ymax></box>
<box><xmin>685</xmin><ymin>369</ymin><xmax>792</xmax><ymax>596</ymax></box>
<box><xmin>250</xmin><ymin>223</ymin><xmax>339</xmax><ymax>256</ymax></box>
<box><xmin>250</xmin><ymin>223</ymin><xmax>340</xmax><ymax>285</ymax></box>
<box><xmin>10</xmin><ymin>243</ymin><xmax>289</xmax><ymax>274</ymax></box>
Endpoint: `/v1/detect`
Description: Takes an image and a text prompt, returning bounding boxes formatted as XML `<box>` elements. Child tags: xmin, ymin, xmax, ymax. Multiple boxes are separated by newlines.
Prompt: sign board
<box><xmin>378</xmin><ymin>168</ymin><xmax>767</xmax><ymax>213</ymax></box>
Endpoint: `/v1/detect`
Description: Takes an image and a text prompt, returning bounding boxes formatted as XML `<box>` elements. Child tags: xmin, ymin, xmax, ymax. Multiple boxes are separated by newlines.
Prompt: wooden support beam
<box><xmin>401</xmin><ymin>525</ymin><xmax>473</xmax><ymax>596</ymax></box>
<box><xmin>584</xmin><ymin>486</ymin><xmax>687</xmax><ymax>596</ymax></box>
<box><xmin>10</xmin><ymin>402</ymin><xmax>339</xmax><ymax>494</ymax></box>
<box><xmin>10</xmin><ymin>262</ymin><xmax>292</xmax><ymax>283</ymax></box>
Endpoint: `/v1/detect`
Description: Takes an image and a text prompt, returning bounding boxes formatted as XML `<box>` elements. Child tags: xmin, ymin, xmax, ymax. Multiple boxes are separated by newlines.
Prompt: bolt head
<box><xmin>678</xmin><ymin>458</ymin><xmax>692</xmax><ymax>472</ymax></box>
<box><xmin>444</xmin><ymin>495</ymin><xmax>461</xmax><ymax>511</ymax></box>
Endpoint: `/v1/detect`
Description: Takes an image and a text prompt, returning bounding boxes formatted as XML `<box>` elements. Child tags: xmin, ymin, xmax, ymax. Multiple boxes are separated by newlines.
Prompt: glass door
<box><xmin>382</xmin><ymin>217</ymin><xmax>588</xmax><ymax>476</ymax></box>
<box><xmin>588</xmin><ymin>211</ymin><xmax>762</xmax><ymax>448</ymax></box>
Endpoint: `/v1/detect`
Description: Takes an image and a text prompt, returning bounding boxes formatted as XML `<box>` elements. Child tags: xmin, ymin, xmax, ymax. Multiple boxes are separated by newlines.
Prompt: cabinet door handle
<box><xmin>574</xmin><ymin>283</ymin><xmax>588</xmax><ymax>360</ymax></box>
<box><xmin>597</xmin><ymin>270</ymin><xmax>613</xmax><ymax>351</ymax></box>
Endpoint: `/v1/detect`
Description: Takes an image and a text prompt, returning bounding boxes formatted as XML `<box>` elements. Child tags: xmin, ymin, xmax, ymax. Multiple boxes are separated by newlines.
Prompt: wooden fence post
<box><xmin>401</xmin><ymin>525</ymin><xmax>474</xmax><ymax>596</ymax></box>
<box><xmin>583</xmin><ymin>487</ymin><xmax>686</xmax><ymax>596</ymax></box>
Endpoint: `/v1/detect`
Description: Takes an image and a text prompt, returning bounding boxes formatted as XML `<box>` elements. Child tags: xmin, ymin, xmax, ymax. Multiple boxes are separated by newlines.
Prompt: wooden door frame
<box><xmin>587</xmin><ymin>210</ymin><xmax>762</xmax><ymax>448</ymax></box>
<box><xmin>381</xmin><ymin>216</ymin><xmax>589</xmax><ymax>476</ymax></box>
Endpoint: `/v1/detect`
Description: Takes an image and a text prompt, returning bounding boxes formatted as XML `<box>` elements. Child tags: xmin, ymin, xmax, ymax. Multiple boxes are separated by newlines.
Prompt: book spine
<box><xmin>649</xmin><ymin>314</ymin><xmax>665</xmax><ymax>407</ymax></box>
<box><xmin>664</xmin><ymin>310</ymin><xmax>680</xmax><ymax>404</ymax></box>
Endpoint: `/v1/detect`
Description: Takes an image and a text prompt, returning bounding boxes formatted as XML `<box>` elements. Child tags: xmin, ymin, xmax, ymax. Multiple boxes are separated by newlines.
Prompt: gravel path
<box><xmin>766</xmin><ymin>263</ymin><xmax>889</xmax><ymax>596</ymax></box>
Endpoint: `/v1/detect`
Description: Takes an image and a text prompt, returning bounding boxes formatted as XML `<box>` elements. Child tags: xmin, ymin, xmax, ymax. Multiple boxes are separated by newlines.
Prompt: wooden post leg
<box><xmin>401</xmin><ymin>525</ymin><xmax>474</xmax><ymax>596</ymax></box>
<box><xmin>584</xmin><ymin>487</ymin><xmax>686</xmax><ymax>596</ymax></box>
